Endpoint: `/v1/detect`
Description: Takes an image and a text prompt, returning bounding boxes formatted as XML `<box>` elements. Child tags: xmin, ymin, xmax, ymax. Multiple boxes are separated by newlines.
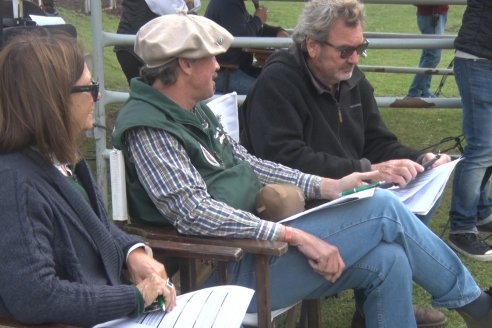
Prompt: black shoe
<box><xmin>448</xmin><ymin>233</ymin><xmax>492</xmax><ymax>261</ymax></box>
<box><xmin>477</xmin><ymin>219</ymin><xmax>492</xmax><ymax>233</ymax></box>
<box><xmin>456</xmin><ymin>287</ymin><xmax>492</xmax><ymax>328</ymax></box>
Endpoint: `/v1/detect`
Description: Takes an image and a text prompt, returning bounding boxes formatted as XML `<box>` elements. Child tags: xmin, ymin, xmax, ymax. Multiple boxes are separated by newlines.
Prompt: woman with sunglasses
<box><xmin>0</xmin><ymin>31</ymin><xmax>176</xmax><ymax>326</ymax></box>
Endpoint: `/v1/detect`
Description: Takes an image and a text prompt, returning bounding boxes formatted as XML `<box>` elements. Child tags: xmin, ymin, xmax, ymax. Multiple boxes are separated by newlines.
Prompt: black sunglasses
<box><xmin>321</xmin><ymin>39</ymin><xmax>369</xmax><ymax>59</ymax></box>
<box><xmin>71</xmin><ymin>80</ymin><xmax>100</xmax><ymax>102</ymax></box>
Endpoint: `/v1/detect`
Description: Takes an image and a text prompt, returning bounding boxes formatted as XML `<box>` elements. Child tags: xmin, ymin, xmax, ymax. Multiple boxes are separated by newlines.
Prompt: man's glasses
<box><xmin>321</xmin><ymin>39</ymin><xmax>369</xmax><ymax>59</ymax></box>
<box><xmin>71</xmin><ymin>80</ymin><xmax>100</xmax><ymax>102</ymax></box>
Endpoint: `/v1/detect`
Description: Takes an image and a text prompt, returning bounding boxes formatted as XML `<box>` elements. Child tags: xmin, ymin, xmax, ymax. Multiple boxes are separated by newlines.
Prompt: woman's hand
<box><xmin>136</xmin><ymin>273</ymin><xmax>177</xmax><ymax>311</ymax></box>
<box><xmin>127</xmin><ymin>247</ymin><xmax>166</xmax><ymax>284</ymax></box>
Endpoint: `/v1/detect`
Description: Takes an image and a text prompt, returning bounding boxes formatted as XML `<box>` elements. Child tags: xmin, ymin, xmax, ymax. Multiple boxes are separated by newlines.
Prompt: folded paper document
<box><xmin>388</xmin><ymin>157</ymin><xmax>462</xmax><ymax>215</ymax></box>
<box><xmin>279</xmin><ymin>188</ymin><xmax>375</xmax><ymax>223</ymax></box>
<box><xmin>279</xmin><ymin>157</ymin><xmax>461</xmax><ymax>222</ymax></box>
<box><xmin>93</xmin><ymin>285</ymin><xmax>254</xmax><ymax>328</ymax></box>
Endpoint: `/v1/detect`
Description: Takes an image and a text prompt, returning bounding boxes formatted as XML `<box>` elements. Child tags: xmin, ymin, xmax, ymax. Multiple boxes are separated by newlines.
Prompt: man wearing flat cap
<box><xmin>111</xmin><ymin>14</ymin><xmax>488</xmax><ymax>327</ymax></box>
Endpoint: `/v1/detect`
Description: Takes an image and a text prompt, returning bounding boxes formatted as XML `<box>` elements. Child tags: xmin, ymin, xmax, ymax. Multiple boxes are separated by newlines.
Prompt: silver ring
<box><xmin>166</xmin><ymin>278</ymin><xmax>174</xmax><ymax>289</ymax></box>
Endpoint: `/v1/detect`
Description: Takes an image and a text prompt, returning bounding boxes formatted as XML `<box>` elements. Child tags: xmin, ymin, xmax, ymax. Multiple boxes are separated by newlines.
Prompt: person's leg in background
<box><xmin>39</xmin><ymin>0</ymin><xmax>58</xmax><ymax>16</ymax></box>
<box><xmin>215</xmin><ymin>67</ymin><xmax>259</xmax><ymax>95</ymax></box>
<box><xmin>448</xmin><ymin>57</ymin><xmax>492</xmax><ymax>261</ymax></box>
<box><xmin>115</xmin><ymin>47</ymin><xmax>144</xmax><ymax>86</ymax></box>
<box><xmin>407</xmin><ymin>13</ymin><xmax>447</xmax><ymax>98</ymax></box>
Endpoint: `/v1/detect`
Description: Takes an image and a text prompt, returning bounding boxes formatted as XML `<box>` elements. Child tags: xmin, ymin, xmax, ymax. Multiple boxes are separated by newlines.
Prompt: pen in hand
<box><xmin>422</xmin><ymin>154</ymin><xmax>441</xmax><ymax>171</ymax></box>
<box><xmin>158</xmin><ymin>295</ymin><xmax>166</xmax><ymax>311</ymax></box>
<box><xmin>340</xmin><ymin>182</ymin><xmax>381</xmax><ymax>196</ymax></box>
<box><xmin>340</xmin><ymin>181</ymin><xmax>398</xmax><ymax>196</ymax></box>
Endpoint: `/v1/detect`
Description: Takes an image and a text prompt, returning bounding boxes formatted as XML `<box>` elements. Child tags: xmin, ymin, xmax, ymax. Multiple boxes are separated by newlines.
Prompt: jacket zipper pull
<box><xmin>335</xmin><ymin>83</ymin><xmax>343</xmax><ymax>123</ymax></box>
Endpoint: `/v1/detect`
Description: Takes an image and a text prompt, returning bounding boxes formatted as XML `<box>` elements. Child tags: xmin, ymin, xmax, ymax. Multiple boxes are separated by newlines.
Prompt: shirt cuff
<box><xmin>359</xmin><ymin>158</ymin><xmax>372</xmax><ymax>172</ymax></box>
<box><xmin>126</xmin><ymin>243</ymin><xmax>153</xmax><ymax>263</ymax></box>
<box><xmin>313</xmin><ymin>175</ymin><xmax>322</xmax><ymax>199</ymax></box>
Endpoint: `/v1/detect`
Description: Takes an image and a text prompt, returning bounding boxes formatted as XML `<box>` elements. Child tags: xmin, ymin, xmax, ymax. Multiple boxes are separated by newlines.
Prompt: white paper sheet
<box><xmin>279</xmin><ymin>188</ymin><xmax>375</xmax><ymax>223</ymax></box>
<box><xmin>206</xmin><ymin>92</ymin><xmax>239</xmax><ymax>142</ymax></box>
<box><xmin>388</xmin><ymin>157</ymin><xmax>462</xmax><ymax>215</ymax></box>
<box><xmin>93</xmin><ymin>285</ymin><xmax>254</xmax><ymax>328</ymax></box>
<box><xmin>29</xmin><ymin>15</ymin><xmax>66</xmax><ymax>26</ymax></box>
<box><xmin>279</xmin><ymin>157</ymin><xmax>461</xmax><ymax>222</ymax></box>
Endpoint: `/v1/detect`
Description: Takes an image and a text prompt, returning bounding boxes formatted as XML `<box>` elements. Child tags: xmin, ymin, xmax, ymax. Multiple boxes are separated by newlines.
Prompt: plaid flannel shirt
<box><xmin>125</xmin><ymin>127</ymin><xmax>322</xmax><ymax>240</ymax></box>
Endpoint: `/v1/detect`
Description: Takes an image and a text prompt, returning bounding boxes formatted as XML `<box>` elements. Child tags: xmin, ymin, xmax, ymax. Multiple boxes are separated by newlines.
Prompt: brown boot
<box><xmin>413</xmin><ymin>305</ymin><xmax>447</xmax><ymax>327</ymax></box>
<box><xmin>351</xmin><ymin>305</ymin><xmax>447</xmax><ymax>328</ymax></box>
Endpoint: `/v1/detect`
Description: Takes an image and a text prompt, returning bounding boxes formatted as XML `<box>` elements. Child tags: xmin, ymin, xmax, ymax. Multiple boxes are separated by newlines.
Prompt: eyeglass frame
<box><xmin>71</xmin><ymin>80</ymin><xmax>100</xmax><ymax>102</ymax></box>
<box><xmin>320</xmin><ymin>38</ymin><xmax>369</xmax><ymax>59</ymax></box>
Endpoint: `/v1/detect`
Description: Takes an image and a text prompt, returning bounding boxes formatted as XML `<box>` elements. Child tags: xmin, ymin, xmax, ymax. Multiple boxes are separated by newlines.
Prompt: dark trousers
<box><xmin>115</xmin><ymin>48</ymin><xmax>144</xmax><ymax>86</ymax></box>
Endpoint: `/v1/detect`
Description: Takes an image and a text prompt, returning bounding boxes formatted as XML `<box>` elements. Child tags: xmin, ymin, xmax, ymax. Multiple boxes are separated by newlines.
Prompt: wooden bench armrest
<box><xmin>116</xmin><ymin>222</ymin><xmax>288</xmax><ymax>257</ymax></box>
<box><xmin>147</xmin><ymin>239</ymin><xmax>243</xmax><ymax>262</ymax></box>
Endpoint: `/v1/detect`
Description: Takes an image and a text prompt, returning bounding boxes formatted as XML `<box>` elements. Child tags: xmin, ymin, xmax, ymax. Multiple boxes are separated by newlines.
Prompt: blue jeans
<box><xmin>208</xmin><ymin>190</ymin><xmax>480</xmax><ymax>327</ymax></box>
<box><xmin>407</xmin><ymin>14</ymin><xmax>447</xmax><ymax>98</ymax></box>
<box><xmin>215</xmin><ymin>66</ymin><xmax>261</xmax><ymax>95</ymax></box>
<box><xmin>449</xmin><ymin>57</ymin><xmax>492</xmax><ymax>234</ymax></box>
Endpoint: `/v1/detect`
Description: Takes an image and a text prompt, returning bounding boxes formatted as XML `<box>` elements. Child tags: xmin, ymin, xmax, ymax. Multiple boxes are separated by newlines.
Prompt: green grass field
<box><xmin>57</xmin><ymin>2</ymin><xmax>492</xmax><ymax>327</ymax></box>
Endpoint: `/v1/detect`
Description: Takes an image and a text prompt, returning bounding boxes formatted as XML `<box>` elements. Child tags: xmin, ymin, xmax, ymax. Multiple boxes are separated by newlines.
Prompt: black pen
<box><xmin>422</xmin><ymin>154</ymin><xmax>441</xmax><ymax>171</ymax></box>
<box><xmin>378</xmin><ymin>181</ymin><xmax>398</xmax><ymax>189</ymax></box>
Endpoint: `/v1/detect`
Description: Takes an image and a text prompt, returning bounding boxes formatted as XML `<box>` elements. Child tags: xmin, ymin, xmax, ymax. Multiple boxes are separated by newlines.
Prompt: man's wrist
<box><xmin>283</xmin><ymin>226</ymin><xmax>301</xmax><ymax>246</ymax></box>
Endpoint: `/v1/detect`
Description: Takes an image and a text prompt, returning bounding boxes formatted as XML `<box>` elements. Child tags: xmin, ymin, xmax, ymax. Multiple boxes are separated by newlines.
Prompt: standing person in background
<box><xmin>115</xmin><ymin>0</ymin><xmax>201</xmax><ymax>85</ymax></box>
<box><xmin>447</xmin><ymin>0</ymin><xmax>492</xmax><ymax>262</ymax></box>
<box><xmin>38</xmin><ymin>0</ymin><xmax>58</xmax><ymax>16</ymax></box>
<box><xmin>205</xmin><ymin>0</ymin><xmax>289</xmax><ymax>95</ymax></box>
<box><xmin>0</xmin><ymin>30</ymin><xmax>176</xmax><ymax>326</ymax></box>
<box><xmin>406</xmin><ymin>5</ymin><xmax>448</xmax><ymax>98</ymax></box>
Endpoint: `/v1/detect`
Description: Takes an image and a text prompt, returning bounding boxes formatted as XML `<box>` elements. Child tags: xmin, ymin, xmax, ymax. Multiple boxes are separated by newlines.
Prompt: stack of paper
<box><xmin>94</xmin><ymin>285</ymin><xmax>254</xmax><ymax>328</ymax></box>
<box><xmin>278</xmin><ymin>157</ymin><xmax>462</xmax><ymax>222</ymax></box>
<box><xmin>388</xmin><ymin>157</ymin><xmax>462</xmax><ymax>215</ymax></box>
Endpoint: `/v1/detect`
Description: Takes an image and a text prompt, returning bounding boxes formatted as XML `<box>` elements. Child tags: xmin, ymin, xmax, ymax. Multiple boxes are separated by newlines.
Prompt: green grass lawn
<box><xmin>57</xmin><ymin>2</ymin><xmax>492</xmax><ymax>327</ymax></box>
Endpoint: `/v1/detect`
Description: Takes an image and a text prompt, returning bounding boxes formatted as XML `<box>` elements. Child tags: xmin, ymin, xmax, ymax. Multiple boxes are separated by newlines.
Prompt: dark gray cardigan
<box><xmin>0</xmin><ymin>149</ymin><xmax>141</xmax><ymax>327</ymax></box>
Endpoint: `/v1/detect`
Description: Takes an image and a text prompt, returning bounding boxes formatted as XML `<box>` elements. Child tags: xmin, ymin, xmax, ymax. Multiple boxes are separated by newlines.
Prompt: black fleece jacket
<box><xmin>240</xmin><ymin>44</ymin><xmax>422</xmax><ymax>179</ymax></box>
<box><xmin>204</xmin><ymin>0</ymin><xmax>284</xmax><ymax>69</ymax></box>
<box><xmin>454</xmin><ymin>0</ymin><xmax>492</xmax><ymax>60</ymax></box>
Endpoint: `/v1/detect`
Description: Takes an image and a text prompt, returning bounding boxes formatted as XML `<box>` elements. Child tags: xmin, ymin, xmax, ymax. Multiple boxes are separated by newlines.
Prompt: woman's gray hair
<box><xmin>140</xmin><ymin>58</ymin><xmax>180</xmax><ymax>85</ymax></box>
<box><xmin>292</xmin><ymin>0</ymin><xmax>366</xmax><ymax>46</ymax></box>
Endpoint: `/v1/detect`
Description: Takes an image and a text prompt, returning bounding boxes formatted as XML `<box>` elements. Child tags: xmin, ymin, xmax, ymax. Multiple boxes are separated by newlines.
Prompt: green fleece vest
<box><xmin>112</xmin><ymin>79</ymin><xmax>262</xmax><ymax>225</ymax></box>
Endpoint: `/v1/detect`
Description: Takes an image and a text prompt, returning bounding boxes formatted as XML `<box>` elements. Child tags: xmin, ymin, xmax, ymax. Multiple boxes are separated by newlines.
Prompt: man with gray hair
<box><xmin>112</xmin><ymin>13</ymin><xmax>492</xmax><ymax>328</ymax></box>
<box><xmin>240</xmin><ymin>0</ymin><xmax>451</xmax><ymax>326</ymax></box>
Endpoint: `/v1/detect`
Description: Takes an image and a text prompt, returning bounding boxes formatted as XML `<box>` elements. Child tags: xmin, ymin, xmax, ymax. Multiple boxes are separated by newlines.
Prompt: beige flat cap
<box><xmin>135</xmin><ymin>14</ymin><xmax>234</xmax><ymax>68</ymax></box>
